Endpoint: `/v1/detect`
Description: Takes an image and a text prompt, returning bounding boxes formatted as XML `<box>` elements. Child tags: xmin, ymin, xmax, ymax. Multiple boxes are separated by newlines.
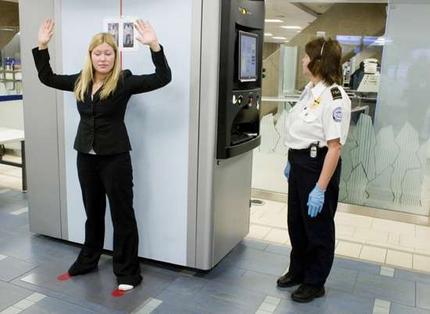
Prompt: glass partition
<box><xmin>254</xmin><ymin>1</ymin><xmax>430</xmax><ymax>216</ymax></box>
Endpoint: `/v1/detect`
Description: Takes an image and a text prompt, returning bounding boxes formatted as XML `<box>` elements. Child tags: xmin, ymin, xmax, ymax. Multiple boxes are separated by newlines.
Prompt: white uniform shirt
<box><xmin>284</xmin><ymin>81</ymin><xmax>351</xmax><ymax>149</ymax></box>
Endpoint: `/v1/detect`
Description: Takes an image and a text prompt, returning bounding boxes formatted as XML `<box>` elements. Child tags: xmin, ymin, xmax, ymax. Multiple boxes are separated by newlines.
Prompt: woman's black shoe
<box><xmin>276</xmin><ymin>273</ymin><xmax>302</xmax><ymax>288</ymax></box>
<box><xmin>291</xmin><ymin>284</ymin><xmax>325</xmax><ymax>303</ymax></box>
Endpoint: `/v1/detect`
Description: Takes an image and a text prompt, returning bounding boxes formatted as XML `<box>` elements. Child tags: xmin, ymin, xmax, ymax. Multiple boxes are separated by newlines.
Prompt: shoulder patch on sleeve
<box><xmin>332</xmin><ymin>107</ymin><xmax>343</xmax><ymax>122</ymax></box>
<box><xmin>330</xmin><ymin>87</ymin><xmax>342</xmax><ymax>100</ymax></box>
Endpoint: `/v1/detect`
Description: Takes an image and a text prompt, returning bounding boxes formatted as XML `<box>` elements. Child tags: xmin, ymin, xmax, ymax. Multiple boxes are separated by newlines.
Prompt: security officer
<box><xmin>276</xmin><ymin>38</ymin><xmax>351</xmax><ymax>303</ymax></box>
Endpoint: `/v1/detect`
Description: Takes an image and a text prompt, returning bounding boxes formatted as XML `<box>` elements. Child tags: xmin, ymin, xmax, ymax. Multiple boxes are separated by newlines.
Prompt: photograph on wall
<box><xmin>103</xmin><ymin>17</ymin><xmax>137</xmax><ymax>51</ymax></box>
<box><xmin>122</xmin><ymin>18</ymin><xmax>137</xmax><ymax>51</ymax></box>
<box><xmin>103</xmin><ymin>18</ymin><xmax>120</xmax><ymax>47</ymax></box>
<box><xmin>108</xmin><ymin>22</ymin><xmax>119</xmax><ymax>47</ymax></box>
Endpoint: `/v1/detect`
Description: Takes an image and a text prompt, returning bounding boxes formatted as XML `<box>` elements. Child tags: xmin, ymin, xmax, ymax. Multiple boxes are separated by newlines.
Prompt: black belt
<box><xmin>289</xmin><ymin>145</ymin><xmax>328</xmax><ymax>153</ymax></box>
<box><xmin>288</xmin><ymin>144</ymin><xmax>328</xmax><ymax>158</ymax></box>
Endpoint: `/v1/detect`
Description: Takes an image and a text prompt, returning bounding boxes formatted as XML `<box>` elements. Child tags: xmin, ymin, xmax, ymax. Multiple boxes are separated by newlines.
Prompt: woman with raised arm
<box><xmin>33</xmin><ymin>18</ymin><xmax>171</xmax><ymax>292</ymax></box>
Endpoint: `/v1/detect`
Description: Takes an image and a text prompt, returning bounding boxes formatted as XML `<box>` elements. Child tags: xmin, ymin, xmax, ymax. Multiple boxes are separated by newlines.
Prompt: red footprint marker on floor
<box><xmin>57</xmin><ymin>272</ymin><xmax>71</xmax><ymax>281</ymax></box>
<box><xmin>111</xmin><ymin>289</ymin><xmax>125</xmax><ymax>297</ymax></box>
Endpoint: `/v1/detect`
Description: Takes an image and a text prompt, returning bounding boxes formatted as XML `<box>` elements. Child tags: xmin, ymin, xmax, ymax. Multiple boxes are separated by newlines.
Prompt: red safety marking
<box><xmin>57</xmin><ymin>272</ymin><xmax>71</xmax><ymax>281</ymax></box>
<box><xmin>112</xmin><ymin>289</ymin><xmax>125</xmax><ymax>297</ymax></box>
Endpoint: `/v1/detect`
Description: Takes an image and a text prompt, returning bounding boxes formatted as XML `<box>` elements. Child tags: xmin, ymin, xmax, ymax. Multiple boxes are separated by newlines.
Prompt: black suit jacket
<box><xmin>32</xmin><ymin>46</ymin><xmax>172</xmax><ymax>155</ymax></box>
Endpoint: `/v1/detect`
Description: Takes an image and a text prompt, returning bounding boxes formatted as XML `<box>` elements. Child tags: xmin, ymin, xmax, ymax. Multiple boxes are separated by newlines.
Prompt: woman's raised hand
<box><xmin>134</xmin><ymin>20</ymin><xmax>160</xmax><ymax>52</ymax></box>
<box><xmin>38</xmin><ymin>18</ymin><xmax>55</xmax><ymax>49</ymax></box>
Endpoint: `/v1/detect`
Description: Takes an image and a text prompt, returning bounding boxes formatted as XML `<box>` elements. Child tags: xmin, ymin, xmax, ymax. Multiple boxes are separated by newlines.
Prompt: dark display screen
<box><xmin>239</xmin><ymin>31</ymin><xmax>258</xmax><ymax>82</ymax></box>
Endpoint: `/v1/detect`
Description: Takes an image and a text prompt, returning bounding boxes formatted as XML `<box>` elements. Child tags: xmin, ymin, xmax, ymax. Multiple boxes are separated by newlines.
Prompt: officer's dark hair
<box><xmin>305</xmin><ymin>37</ymin><xmax>342</xmax><ymax>85</ymax></box>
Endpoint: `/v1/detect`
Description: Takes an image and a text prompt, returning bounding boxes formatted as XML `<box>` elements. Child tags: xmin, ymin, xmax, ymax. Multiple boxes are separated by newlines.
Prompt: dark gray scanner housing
<box><xmin>217</xmin><ymin>0</ymin><xmax>265</xmax><ymax>159</ymax></box>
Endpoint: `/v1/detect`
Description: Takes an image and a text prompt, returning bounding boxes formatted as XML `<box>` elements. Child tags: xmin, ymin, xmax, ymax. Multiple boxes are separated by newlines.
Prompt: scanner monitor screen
<box><xmin>239</xmin><ymin>31</ymin><xmax>258</xmax><ymax>82</ymax></box>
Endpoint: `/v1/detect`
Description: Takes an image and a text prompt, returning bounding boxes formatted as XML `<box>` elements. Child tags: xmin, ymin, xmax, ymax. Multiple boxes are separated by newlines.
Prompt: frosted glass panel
<box><xmin>253</xmin><ymin>1</ymin><xmax>430</xmax><ymax>216</ymax></box>
<box><xmin>340</xmin><ymin>1</ymin><xmax>430</xmax><ymax>215</ymax></box>
<box><xmin>281</xmin><ymin>45</ymin><xmax>298</xmax><ymax>95</ymax></box>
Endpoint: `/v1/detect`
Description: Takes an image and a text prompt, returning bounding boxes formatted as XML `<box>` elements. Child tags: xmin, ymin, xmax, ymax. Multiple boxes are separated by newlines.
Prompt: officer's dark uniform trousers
<box><xmin>287</xmin><ymin>146</ymin><xmax>341</xmax><ymax>287</ymax></box>
<box><xmin>76</xmin><ymin>151</ymin><xmax>140</xmax><ymax>285</ymax></box>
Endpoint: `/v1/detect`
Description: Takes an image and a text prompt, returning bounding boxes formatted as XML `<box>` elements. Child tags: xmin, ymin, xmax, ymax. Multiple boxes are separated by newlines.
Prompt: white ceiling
<box><xmin>264</xmin><ymin>0</ymin><xmax>388</xmax><ymax>43</ymax></box>
<box><xmin>264</xmin><ymin>1</ymin><xmax>316</xmax><ymax>43</ymax></box>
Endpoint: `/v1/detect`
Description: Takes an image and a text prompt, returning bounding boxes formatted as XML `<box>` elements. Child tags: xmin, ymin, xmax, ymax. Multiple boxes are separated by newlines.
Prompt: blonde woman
<box><xmin>33</xmin><ymin>18</ymin><xmax>171</xmax><ymax>292</ymax></box>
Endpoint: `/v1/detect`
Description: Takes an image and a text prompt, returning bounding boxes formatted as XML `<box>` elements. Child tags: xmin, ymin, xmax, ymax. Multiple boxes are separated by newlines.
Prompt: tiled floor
<box><xmin>0</xmin><ymin>155</ymin><xmax>22</xmax><ymax>192</ymax></box>
<box><xmin>1</xmin><ymin>159</ymin><xmax>430</xmax><ymax>313</ymax></box>
<box><xmin>249</xmin><ymin>199</ymin><xmax>430</xmax><ymax>274</ymax></box>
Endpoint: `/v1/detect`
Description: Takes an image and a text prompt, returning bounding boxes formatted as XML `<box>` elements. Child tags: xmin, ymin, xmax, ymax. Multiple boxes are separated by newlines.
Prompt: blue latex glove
<box><xmin>284</xmin><ymin>161</ymin><xmax>291</xmax><ymax>179</ymax></box>
<box><xmin>307</xmin><ymin>184</ymin><xmax>325</xmax><ymax>218</ymax></box>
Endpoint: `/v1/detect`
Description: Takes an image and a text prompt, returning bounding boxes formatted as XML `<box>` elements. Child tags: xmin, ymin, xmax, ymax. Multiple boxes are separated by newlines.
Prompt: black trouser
<box><xmin>74</xmin><ymin>152</ymin><xmax>142</xmax><ymax>286</ymax></box>
<box><xmin>287</xmin><ymin>147</ymin><xmax>341</xmax><ymax>288</ymax></box>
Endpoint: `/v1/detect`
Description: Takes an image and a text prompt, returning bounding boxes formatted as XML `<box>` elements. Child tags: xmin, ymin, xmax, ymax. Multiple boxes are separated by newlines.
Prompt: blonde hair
<box><xmin>74</xmin><ymin>33</ymin><xmax>121</xmax><ymax>101</ymax></box>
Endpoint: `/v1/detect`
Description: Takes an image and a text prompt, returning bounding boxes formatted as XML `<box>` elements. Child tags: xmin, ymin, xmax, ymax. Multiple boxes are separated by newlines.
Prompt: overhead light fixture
<box><xmin>264</xmin><ymin>33</ymin><xmax>273</xmax><ymax>36</ymax></box>
<box><xmin>265</xmin><ymin>19</ymin><xmax>283</xmax><ymax>23</ymax></box>
<box><xmin>272</xmin><ymin>36</ymin><xmax>287</xmax><ymax>40</ymax></box>
<box><xmin>280</xmin><ymin>26</ymin><xmax>302</xmax><ymax>30</ymax></box>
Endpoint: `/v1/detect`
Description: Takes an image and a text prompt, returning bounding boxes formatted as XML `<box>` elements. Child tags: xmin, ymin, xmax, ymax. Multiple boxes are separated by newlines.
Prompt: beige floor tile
<box><xmin>415</xmin><ymin>247</ymin><xmax>430</xmax><ymax>256</ymax></box>
<box><xmin>247</xmin><ymin>224</ymin><xmax>272</xmax><ymax>240</ymax></box>
<box><xmin>359</xmin><ymin>246</ymin><xmax>387</xmax><ymax>263</ymax></box>
<box><xmin>386</xmin><ymin>250</ymin><xmax>413</xmax><ymax>268</ymax></box>
<box><xmin>335</xmin><ymin>241</ymin><xmax>362</xmax><ymax>258</ymax></box>
<box><xmin>414</xmin><ymin>241</ymin><xmax>430</xmax><ymax>252</ymax></box>
<box><xmin>387</xmin><ymin>233</ymin><xmax>400</xmax><ymax>245</ymax></box>
<box><xmin>398</xmin><ymin>235</ymin><xmax>430</xmax><ymax>255</ymax></box>
<box><xmin>257</xmin><ymin>211</ymin><xmax>287</xmax><ymax>229</ymax></box>
<box><xmin>250</xmin><ymin>208</ymin><xmax>264</xmax><ymax>223</ymax></box>
<box><xmin>0</xmin><ymin>168</ymin><xmax>21</xmax><ymax>177</ymax></box>
<box><xmin>264</xmin><ymin>228</ymin><xmax>289</xmax><ymax>244</ymax></box>
<box><xmin>0</xmin><ymin>175</ymin><xmax>21</xmax><ymax>191</ymax></box>
<box><xmin>335</xmin><ymin>223</ymin><xmax>355</xmax><ymax>238</ymax></box>
<box><xmin>372</xmin><ymin>218</ymin><xmax>416</xmax><ymax>236</ymax></box>
<box><xmin>334</xmin><ymin>212</ymin><xmax>373</xmax><ymax>229</ymax></box>
<box><xmin>398</xmin><ymin>235</ymin><xmax>417</xmax><ymax>249</ymax></box>
<box><xmin>353</xmin><ymin>228</ymin><xmax>388</xmax><ymax>244</ymax></box>
<box><xmin>260</xmin><ymin>199</ymin><xmax>287</xmax><ymax>212</ymax></box>
<box><xmin>413</xmin><ymin>254</ymin><xmax>430</xmax><ymax>272</ymax></box>
<box><xmin>382</xmin><ymin>242</ymin><xmax>416</xmax><ymax>254</ymax></box>
<box><xmin>251</xmin><ymin>201</ymin><xmax>288</xmax><ymax>228</ymax></box>
<box><xmin>416</xmin><ymin>225</ymin><xmax>430</xmax><ymax>238</ymax></box>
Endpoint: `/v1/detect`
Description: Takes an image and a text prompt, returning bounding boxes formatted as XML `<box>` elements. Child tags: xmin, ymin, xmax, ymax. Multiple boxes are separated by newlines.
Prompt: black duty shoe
<box><xmin>291</xmin><ymin>284</ymin><xmax>325</xmax><ymax>303</ymax></box>
<box><xmin>276</xmin><ymin>273</ymin><xmax>302</xmax><ymax>288</ymax></box>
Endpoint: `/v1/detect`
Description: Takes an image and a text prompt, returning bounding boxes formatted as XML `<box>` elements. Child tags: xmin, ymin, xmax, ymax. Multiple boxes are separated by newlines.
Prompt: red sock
<box><xmin>111</xmin><ymin>289</ymin><xmax>126</xmax><ymax>297</ymax></box>
<box><xmin>57</xmin><ymin>272</ymin><xmax>71</xmax><ymax>281</ymax></box>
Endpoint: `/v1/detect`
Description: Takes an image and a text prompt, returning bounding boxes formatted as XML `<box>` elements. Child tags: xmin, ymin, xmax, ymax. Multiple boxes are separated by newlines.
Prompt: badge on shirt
<box><xmin>311</xmin><ymin>97</ymin><xmax>321</xmax><ymax>108</ymax></box>
<box><xmin>332</xmin><ymin>107</ymin><xmax>343</xmax><ymax>122</ymax></box>
<box><xmin>330</xmin><ymin>87</ymin><xmax>342</xmax><ymax>100</ymax></box>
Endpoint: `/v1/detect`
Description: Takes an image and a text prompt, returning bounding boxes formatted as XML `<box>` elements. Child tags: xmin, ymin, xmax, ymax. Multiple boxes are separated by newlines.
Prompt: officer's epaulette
<box><xmin>330</xmin><ymin>87</ymin><xmax>342</xmax><ymax>100</ymax></box>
